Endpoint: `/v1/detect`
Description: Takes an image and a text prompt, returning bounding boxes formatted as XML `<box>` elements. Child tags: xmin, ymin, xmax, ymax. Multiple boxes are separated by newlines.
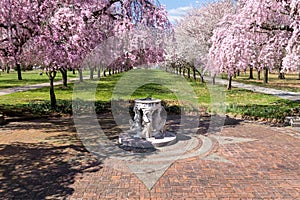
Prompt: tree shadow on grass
<box><xmin>0</xmin><ymin>142</ymin><xmax>101</xmax><ymax>199</ymax></box>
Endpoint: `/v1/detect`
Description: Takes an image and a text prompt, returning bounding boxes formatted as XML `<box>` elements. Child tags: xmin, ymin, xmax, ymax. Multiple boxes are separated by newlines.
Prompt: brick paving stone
<box><xmin>1</xmin><ymin>118</ymin><xmax>299</xmax><ymax>199</ymax></box>
<box><xmin>67</xmin><ymin>122</ymin><xmax>300</xmax><ymax>199</ymax></box>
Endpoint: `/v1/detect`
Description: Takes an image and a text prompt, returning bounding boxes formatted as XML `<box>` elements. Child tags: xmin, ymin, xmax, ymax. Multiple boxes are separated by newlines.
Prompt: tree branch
<box><xmin>0</xmin><ymin>23</ymin><xmax>8</xmax><ymax>29</ymax></box>
<box><xmin>251</xmin><ymin>22</ymin><xmax>294</xmax><ymax>32</ymax></box>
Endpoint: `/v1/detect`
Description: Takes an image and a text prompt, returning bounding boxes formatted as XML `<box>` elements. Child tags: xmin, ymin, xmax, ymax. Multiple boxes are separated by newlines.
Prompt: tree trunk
<box><xmin>97</xmin><ymin>68</ymin><xmax>101</xmax><ymax>79</ymax></box>
<box><xmin>6</xmin><ymin>66</ymin><xmax>10</xmax><ymax>74</ymax></box>
<box><xmin>200</xmin><ymin>75</ymin><xmax>205</xmax><ymax>83</ymax></box>
<box><xmin>264</xmin><ymin>67</ymin><xmax>269</xmax><ymax>84</ymax></box>
<box><xmin>60</xmin><ymin>68</ymin><xmax>68</xmax><ymax>87</ymax></box>
<box><xmin>227</xmin><ymin>75</ymin><xmax>232</xmax><ymax>90</ymax></box>
<box><xmin>249</xmin><ymin>66</ymin><xmax>254</xmax><ymax>79</ymax></box>
<box><xmin>179</xmin><ymin>67</ymin><xmax>182</xmax><ymax>75</ymax></box>
<box><xmin>187</xmin><ymin>67</ymin><xmax>190</xmax><ymax>79</ymax></box>
<box><xmin>212</xmin><ymin>74</ymin><xmax>216</xmax><ymax>85</ymax></box>
<box><xmin>78</xmin><ymin>69</ymin><xmax>83</xmax><ymax>82</ymax></box>
<box><xmin>73</xmin><ymin>69</ymin><xmax>75</xmax><ymax>75</ymax></box>
<box><xmin>90</xmin><ymin>68</ymin><xmax>94</xmax><ymax>80</ymax></box>
<box><xmin>194</xmin><ymin>68</ymin><xmax>205</xmax><ymax>83</ymax></box>
<box><xmin>16</xmin><ymin>63</ymin><xmax>22</xmax><ymax>80</ymax></box>
<box><xmin>298</xmin><ymin>71</ymin><xmax>300</xmax><ymax>80</ymax></box>
<box><xmin>48</xmin><ymin>71</ymin><xmax>57</xmax><ymax>109</ymax></box>
<box><xmin>104</xmin><ymin>70</ymin><xmax>107</xmax><ymax>77</ymax></box>
<box><xmin>237</xmin><ymin>70</ymin><xmax>240</xmax><ymax>76</ymax></box>
<box><xmin>278</xmin><ymin>68</ymin><xmax>285</xmax><ymax>79</ymax></box>
<box><xmin>193</xmin><ymin>68</ymin><xmax>196</xmax><ymax>80</ymax></box>
<box><xmin>109</xmin><ymin>69</ymin><xmax>111</xmax><ymax>76</ymax></box>
<box><xmin>257</xmin><ymin>70</ymin><xmax>261</xmax><ymax>80</ymax></box>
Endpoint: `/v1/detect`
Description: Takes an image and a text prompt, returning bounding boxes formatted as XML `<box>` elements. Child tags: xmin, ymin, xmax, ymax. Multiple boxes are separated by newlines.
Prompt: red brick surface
<box><xmin>0</xmin><ymin>119</ymin><xmax>299</xmax><ymax>199</ymax></box>
<box><xmin>68</xmin><ymin>123</ymin><xmax>300</xmax><ymax>199</ymax></box>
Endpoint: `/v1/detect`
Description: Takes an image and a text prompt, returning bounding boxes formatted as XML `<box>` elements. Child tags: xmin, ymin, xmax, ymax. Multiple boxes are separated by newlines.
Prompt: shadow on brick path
<box><xmin>0</xmin><ymin>141</ymin><xmax>101</xmax><ymax>199</ymax></box>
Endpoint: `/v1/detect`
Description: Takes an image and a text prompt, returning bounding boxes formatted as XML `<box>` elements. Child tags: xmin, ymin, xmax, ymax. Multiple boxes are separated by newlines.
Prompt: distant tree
<box><xmin>170</xmin><ymin>0</ymin><xmax>236</xmax><ymax>83</ymax></box>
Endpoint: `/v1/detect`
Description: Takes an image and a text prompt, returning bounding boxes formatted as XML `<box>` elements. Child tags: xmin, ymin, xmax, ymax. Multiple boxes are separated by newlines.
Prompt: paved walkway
<box><xmin>0</xmin><ymin>116</ymin><xmax>299</xmax><ymax>199</ymax></box>
<box><xmin>205</xmin><ymin>77</ymin><xmax>300</xmax><ymax>102</ymax></box>
<box><xmin>68</xmin><ymin>116</ymin><xmax>300</xmax><ymax>200</ymax></box>
<box><xmin>0</xmin><ymin>77</ymin><xmax>84</xmax><ymax>96</ymax></box>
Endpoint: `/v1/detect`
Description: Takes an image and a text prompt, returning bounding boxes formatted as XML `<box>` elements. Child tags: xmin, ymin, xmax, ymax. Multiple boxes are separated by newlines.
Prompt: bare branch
<box><xmin>251</xmin><ymin>22</ymin><xmax>294</xmax><ymax>32</ymax></box>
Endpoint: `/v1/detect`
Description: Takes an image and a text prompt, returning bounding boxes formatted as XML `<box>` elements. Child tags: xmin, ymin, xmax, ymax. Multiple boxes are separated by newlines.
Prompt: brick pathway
<box><xmin>0</xmin><ymin>118</ymin><xmax>299</xmax><ymax>199</ymax></box>
<box><xmin>67</xmin><ymin>122</ymin><xmax>300</xmax><ymax>199</ymax></box>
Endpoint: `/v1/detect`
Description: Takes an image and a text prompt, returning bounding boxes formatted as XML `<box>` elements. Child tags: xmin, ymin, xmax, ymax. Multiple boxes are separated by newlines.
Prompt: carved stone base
<box><xmin>120</xmin><ymin>98</ymin><xmax>177</xmax><ymax>152</ymax></box>
<box><xmin>119</xmin><ymin>131</ymin><xmax>177</xmax><ymax>151</ymax></box>
<box><xmin>119</xmin><ymin>133</ymin><xmax>155</xmax><ymax>152</ymax></box>
<box><xmin>146</xmin><ymin>132</ymin><xmax>177</xmax><ymax>147</ymax></box>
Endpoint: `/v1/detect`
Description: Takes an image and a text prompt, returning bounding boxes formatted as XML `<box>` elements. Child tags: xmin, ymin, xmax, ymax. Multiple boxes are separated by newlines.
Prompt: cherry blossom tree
<box><xmin>168</xmin><ymin>0</ymin><xmax>236</xmax><ymax>82</ymax></box>
<box><xmin>46</xmin><ymin>0</ymin><xmax>169</xmax><ymax>108</ymax></box>
<box><xmin>208</xmin><ymin>0</ymin><xmax>300</xmax><ymax>88</ymax></box>
<box><xmin>1</xmin><ymin>0</ymin><xmax>170</xmax><ymax>108</ymax></box>
<box><xmin>29</xmin><ymin>2</ymin><xmax>92</xmax><ymax>107</ymax></box>
<box><xmin>84</xmin><ymin>23</ymin><xmax>169</xmax><ymax>76</ymax></box>
<box><xmin>0</xmin><ymin>0</ymin><xmax>64</xmax><ymax>80</ymax></box>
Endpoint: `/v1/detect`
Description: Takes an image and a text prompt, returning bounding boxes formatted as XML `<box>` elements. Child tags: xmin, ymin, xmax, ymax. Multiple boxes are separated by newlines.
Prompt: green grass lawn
<box><xmin>0</xmin><ymin>69</ymin><xmax>299</xmax><ymax>121</ymax></box>
<box><xmin>0</xmin><ymin>70</ymin><xmax>89</xmax><ymax>89</ymax></box>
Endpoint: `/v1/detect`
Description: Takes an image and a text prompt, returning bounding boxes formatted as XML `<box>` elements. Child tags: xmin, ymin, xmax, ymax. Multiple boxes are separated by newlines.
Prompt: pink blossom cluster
<box><xmin>0</xmin><ymin>0</ymin><xmax>171</xmax><ymax>72</ymax></box>
<box><xmin>208</xmin><ymin>0</ymin><xmax>300</xmax><ymax>76</ymax></box>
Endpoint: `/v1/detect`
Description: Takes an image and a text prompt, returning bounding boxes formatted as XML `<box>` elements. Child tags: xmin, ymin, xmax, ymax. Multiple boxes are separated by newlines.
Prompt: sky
<box><xmin>159</xmin><ymin>0</ymin><xmax>212</xmax><ymax>23</ymax></box>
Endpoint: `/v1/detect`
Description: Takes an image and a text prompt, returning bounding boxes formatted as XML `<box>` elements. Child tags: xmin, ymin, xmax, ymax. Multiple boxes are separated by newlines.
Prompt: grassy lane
<box><xmin>0</xmin><ymin>70</ymin><xmax>299</xmax><ymax>121</ymax></box>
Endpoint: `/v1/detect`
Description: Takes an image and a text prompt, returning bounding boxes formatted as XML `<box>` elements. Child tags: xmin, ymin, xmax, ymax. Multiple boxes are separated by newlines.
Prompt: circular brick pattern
<box><xmin>103</xmin><ymin>134</ymin><xmax>215</xmax><ymax>174</ymax></box>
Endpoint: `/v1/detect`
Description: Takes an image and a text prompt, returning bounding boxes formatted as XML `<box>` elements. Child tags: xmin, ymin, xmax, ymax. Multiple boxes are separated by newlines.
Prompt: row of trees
<box><xmin>0</xmin><ymin>0</ymin><xmax>171</xmax><ymax>107</ymax></box>
<box><xmin>165</xmin><ymin>0</ymin><xmax>236</xmax><ymax>84</ymax></box>
<box><xmin>1</xmin><ymin>0</ymin><xmax>300</xmax><ymax>102</ymax></box>
<box><xmin>167</xmin><ymin>0</ymin><xmax>300</xmax><ymax>89</ymax></box>
<box><xmin>209</xmin><ymin>0</ymin><xmax>300</xmax><ymax>88</ymax></box>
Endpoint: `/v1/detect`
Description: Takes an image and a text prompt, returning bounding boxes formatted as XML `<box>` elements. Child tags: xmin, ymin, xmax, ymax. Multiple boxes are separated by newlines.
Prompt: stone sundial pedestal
<box><xmin>119</xmin><ymin>98</ymin><xmax>177</xmax><ymax>151</ymax></box>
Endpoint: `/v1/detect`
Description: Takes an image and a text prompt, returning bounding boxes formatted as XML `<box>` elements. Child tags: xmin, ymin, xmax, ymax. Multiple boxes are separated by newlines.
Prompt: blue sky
<box><xmin>159</xmin><ymin>0</ymin><xmax>212</xmax><ymax>23</ymax></box>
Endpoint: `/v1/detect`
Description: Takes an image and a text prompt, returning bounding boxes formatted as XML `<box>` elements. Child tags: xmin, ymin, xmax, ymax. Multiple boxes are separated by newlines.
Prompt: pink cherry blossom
<box><xmin>208</xmin><ymin>0</ymin><xmax>300</xmax><ymax>77</ymax></box>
